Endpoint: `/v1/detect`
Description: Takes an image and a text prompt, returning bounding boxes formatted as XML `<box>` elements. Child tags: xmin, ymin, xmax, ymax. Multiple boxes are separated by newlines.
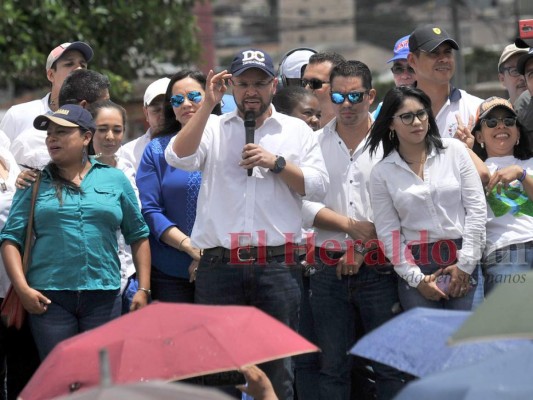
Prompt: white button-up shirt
<box><xmin>436</xmin><ymin>87</ymin><xmax>483</xmax><ymax>138</ymax></box>
<box><xmin>303</xmin><ymin>117</ymin><xmax>380</xmax><ymax>249</ymax></box>
<box><xmin>164</xmin><ymin>108</ymin><xmax>329</xmax><ymax>249</ymax></box>
<box><xmin>0</xmin><ymin>148</ymin><xmax>20</xmax><ymax>297</ymax></box>
<box><xmin>0</xmin><ymin>93</ymin><xmax>51</xmax><ymax>144</ymax></box>
<box><xmin>370</xmin><ymin>138</ymin><xmax>486</xmax><ymax>287</ymax></box>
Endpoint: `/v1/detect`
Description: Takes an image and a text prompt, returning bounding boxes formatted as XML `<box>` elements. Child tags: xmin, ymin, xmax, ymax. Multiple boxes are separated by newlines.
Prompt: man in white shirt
<box><xmin>11</xmin><ymin>69</ymin><xmax>110</xmax><ymax>169</ymax></box>
<box><xmin>0</xmin><ymin>41</ymin><xmax>93</xmax><ymax>145</ymax></box>
<box><xmin>164</xmin><ymin>48</ymin><xmax>329</xmax><ymax>400</ymax></box>
<box><xmin>302</xmin><ymin>60</ymin><xmax>405</xmax><ymax>400</ymax></box>
<box><xmin>302</xmin><ymin>52</ymin><xmax>346</xmax><ymax>127</ymax></box>
<box><xmin>120</xmin><ymin>77</ymin><xmax>170</xmax><ymax>170</ymax></box>
<box><xmin>407</xmin><ymin>26</ymin><xmax>482</xmax><ymax>138</ymax></box>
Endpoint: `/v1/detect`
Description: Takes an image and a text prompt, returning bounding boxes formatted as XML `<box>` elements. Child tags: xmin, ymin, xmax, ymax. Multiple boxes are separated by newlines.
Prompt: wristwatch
<box><xmin>270</xmin><ymin>155</ymin><xmax>286</xmax><ymax>174</ymax></box>
<box><xmin>354</xmin><ymin>242</ymin><xmax>367</xmax><ymax>256</ymax></box>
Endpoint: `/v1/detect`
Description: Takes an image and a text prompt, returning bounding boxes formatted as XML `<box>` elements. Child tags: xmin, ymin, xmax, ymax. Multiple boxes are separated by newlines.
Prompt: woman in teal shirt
<box><xmin>0</xmin><ymin>105</ymin><xmax>151</xmax><ymax>359</ymax></box>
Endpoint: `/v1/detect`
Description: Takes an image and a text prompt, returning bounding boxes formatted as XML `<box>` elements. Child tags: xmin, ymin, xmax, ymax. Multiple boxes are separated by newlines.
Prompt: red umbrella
<box><xmin>20</xmin><ymin>302</ymin><xmax>318</xmax><ymax>400</ymax></box>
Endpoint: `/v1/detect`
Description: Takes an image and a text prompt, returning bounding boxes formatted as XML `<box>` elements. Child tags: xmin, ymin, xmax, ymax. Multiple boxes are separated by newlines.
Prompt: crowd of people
<box><xmin>0</xmin><ymin>23</ymin><xmax>533</xmax><ymax>400</ymax></box>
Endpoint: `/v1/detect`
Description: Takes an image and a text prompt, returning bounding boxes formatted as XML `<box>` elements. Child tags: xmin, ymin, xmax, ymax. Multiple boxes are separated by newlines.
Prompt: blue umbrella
<box><xmin>393</xmin><ymin>342</ymin><xmax>533</xmax><ymax>400</ymax></box>
<box><xmin>350</xmin><ymin>307</ymin><xmax>528</xmax><ymax>377</ymax></box>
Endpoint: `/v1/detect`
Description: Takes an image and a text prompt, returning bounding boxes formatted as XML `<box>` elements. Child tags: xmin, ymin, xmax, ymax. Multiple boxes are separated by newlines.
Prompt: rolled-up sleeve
<box><xmin>0</xmin><ymin>185</ymin><xmax>32</xmax><ymax>249</ymax></box>
<box><xmin>119</xmin><ymin>173</ymin><xmax>150</xmax><ymax>245</ymax></box>
<box><xmin>300</xmin><ymin>131</ymin><xmax>329</xmax><ymax>202</ymax></box>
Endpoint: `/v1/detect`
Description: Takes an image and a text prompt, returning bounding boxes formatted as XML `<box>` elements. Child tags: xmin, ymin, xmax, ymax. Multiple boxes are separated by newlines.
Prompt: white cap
<box><xmin>281</xmin><ymin>49</ymin><xmax>316</xmax><ymax>79</ymax></box>
<box><xmin>143</xmin><ymin>77</ymin><xmax>171</xmax><ymax>106</ymax></box>
<box><xmin>46</xmin><ymin>42</ymin><xmax>93</xmax><ymax>71</ymax></box>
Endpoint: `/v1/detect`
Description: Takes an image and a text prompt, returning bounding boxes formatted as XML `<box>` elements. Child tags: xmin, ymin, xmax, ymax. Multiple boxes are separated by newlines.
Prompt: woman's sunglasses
<box><xmin>170</xmin><ymin>91</ymin><xmax>203</xmax><ymax>107</ymax></box>
<box><xmin>481</xmin><ymin>117</ymin><xmax>517</xmax><ymax>128</ymax></box>
<box><xmin>330</xmin><ymin>91</ymin><xmax>367</xmax><ymax>105</ymax></box>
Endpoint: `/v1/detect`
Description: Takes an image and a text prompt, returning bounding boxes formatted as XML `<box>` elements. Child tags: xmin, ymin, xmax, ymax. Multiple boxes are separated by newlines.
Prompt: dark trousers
<box><xmin>195</xmin><ymin>253</ymin><xmax>302</xmax><ymax>400</ymax></box>
<box><xmin>0</xmin><ymin>318</ymin><xmax>40</xmax><ymax>400</ymax></box>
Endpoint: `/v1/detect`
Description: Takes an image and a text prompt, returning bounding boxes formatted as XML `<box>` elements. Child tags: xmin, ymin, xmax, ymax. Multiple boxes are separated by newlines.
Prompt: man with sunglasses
<box><xmin>408</xmin><ymin>25</ymin><xmax>482</xmax><ymax>139</ymax></box>
<box><xmin>373</xmin><ymin>35</ymin><xmax>416</xmax><ymax>119</ymax></box>
<box><xmin>497</xmin><ymin>44</ymin><xmax>529</xmax><ymax>106</ymax></box>
<box><xmin>164</xmin><ymin>48</ymin><xmax>328</xmax><ymax>400</ymax></box>
<box><xmin>302</xmin><ymin>60</ymin><xmax>405</xmax><ymax>400</ymax></box>
<box><xmin>302</xmin><ymin>52</ymin><xmax>346</xmax><ymax>127</ymax></box>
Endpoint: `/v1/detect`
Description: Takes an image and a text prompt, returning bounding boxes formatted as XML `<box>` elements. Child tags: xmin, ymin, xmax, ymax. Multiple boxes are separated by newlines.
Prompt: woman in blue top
<box><xmin>0</xmin><ymin>105</ymin><xmax>151</xmax><ymax>359</ymax></box>
<box><xmin>136</xmin><ymin>70</ymin><xmax>221</xmax><ymax>302</ymax></box>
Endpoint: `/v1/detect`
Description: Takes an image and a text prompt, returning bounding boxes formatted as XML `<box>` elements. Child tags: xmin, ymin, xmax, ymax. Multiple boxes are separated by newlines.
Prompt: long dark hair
<box><xmin>155</xmin><ymin>70</ymin><xmax>222</xmax><ymax>138</ymax></box>
<box><xmin>472</xmin><ymin>113</ymin><xmax>533</xmax><ymax>161</ymax></box>
<box><xmin>365</xmin><ymin>86</ymin><xmax>444</xmax><ymax>160</ymax></box>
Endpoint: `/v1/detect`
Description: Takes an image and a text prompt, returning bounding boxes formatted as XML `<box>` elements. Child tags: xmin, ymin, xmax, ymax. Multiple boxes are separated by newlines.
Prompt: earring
<box><xmin>81</xmin><ymin>146</ymin><xmax>88</xmax><ymax>166</ymax></box>
<box><xmin>517</xmin><ymin>139</ymin><xmax>520</xmax><ymax>146</ymax></box>
<box><xmin>389</xmin><ymin>129</ymin><xmax>395</xmax><ymax>141</ymax></box>
<box><xmin>480</xmin><ymin>143</ymin><xmax>485</xmax><ymax>149</ymax></box>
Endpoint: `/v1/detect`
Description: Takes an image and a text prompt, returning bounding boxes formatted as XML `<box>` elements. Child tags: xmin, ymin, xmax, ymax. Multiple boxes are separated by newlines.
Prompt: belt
<box><xmin>203</xmin><ymin>245</ymin><xmax>291</xmax><ymax>262</ymax></box>
<box><xmin>314</xmin><ymin>247</ymin><xmax>345</xmax><ymax>260</ymax></box>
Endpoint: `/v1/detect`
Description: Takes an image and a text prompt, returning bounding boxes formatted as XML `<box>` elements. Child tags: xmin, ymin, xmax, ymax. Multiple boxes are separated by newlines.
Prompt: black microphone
<box><xmin>244</xmin><ymin>111</ymin><xmax>256</xmax><ymax>177</ymax></box>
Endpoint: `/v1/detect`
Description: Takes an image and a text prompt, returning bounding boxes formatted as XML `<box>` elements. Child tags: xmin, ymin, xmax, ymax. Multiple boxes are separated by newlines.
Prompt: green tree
<box><xmin>0</xmin><ymin>0</ymin><xmax>200</xmax><ymax>101</ymax></box>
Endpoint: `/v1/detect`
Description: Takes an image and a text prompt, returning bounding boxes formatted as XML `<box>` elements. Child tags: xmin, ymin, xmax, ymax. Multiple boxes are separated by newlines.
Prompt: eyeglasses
<box><xmin>392</xmin><ymin>109</ymin><xmax>429</xmax><ymax>125</ymax></box>
<box><xmin>482</xmin><ymin>117</ymin><xmax>517</xmax><ymax>128</ymax></box>
<box><xmin>302</xmin><ymin>78</ymin><xmax>329</xmax><ymax>90</ymax></box>
<box><xmin>390</xmin><ymin>65</ymin><xmax>415</xmax><ymax>75</ymax></box>
<box><xmin>230</xmin><ymin>79</ymin><xmax>273</xmax><ymax>90</ymax></box>
<box><xmin>330</xmin><ymin>91</ymin><xmax>368</xmax><ymax>105</ymax></box>
<box><xmin>500</xmin><ymin>67</ymin><xmax>521</xmax><ymax>78</ymax></box>
<box><xmin>170</xmin><ymin>91</ymin><xmax>203</xmax><ymax>107</ymax></box>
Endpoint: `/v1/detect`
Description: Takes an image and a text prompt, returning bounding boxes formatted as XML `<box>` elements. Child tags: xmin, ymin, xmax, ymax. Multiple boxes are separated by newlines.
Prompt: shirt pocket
<box><xmin>93</xmin><ymin>186</ymin><xmax>120</xmax><ymax>206</ymax></box>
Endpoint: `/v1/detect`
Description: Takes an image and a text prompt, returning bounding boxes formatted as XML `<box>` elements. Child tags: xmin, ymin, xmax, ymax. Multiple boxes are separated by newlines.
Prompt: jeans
<box><xmin>29</xmin><ymin>290</ymin><xmax>121</xmax><ymax>360</ymax></box>
<box><xmin>195</xmin><ymin>253</ymin><xmax>302</xmax><ymax>400</ymax></box>
<box><xmin>151</xmin><ymin>266</ymin><xmax>195</xmax><ymax>303</ymax></box>
<box><xmin>310</xmin><ymin>261</ymin><xmax>404</xmax><ymax>400</ymax></box>
<box><xmin>293</xmin><ymin>275</ymin><xmax>320</xmax><ymax>400</ymax></box>
<box><xmin>483</xmin><ymin>242</ymin><xmax>533</xmax><ymax>295</ymax></box>
<box><xmin>399</xmin><ymin>239</ymin><xmax>479</xmax><ymax>311</ymax></box>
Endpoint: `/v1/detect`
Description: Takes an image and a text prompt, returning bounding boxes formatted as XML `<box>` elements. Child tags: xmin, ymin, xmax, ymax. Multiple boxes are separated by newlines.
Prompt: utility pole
<box><xmin>451</xmin><ymin>0</ymin><xmax>466</xmax><ymax>89</ymax></box>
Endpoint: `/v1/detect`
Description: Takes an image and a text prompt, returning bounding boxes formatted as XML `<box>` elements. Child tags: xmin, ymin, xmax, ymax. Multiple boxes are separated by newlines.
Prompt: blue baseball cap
<box><xmin>230</xmin><ymin>48</ymin><xmax>275</xmax><ymax>77</ymax></box>
<box><xmin>34</xmin><ymin>104</ymin><xmax>96</xmax><ymax>133</ymax></box>
<box><xmin>388</xmin><ymin>35</ymin><xmax>410</xmax><ymax>63</ymax></box>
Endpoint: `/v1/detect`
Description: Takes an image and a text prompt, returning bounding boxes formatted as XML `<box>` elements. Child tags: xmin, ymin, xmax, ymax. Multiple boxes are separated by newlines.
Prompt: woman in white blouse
<box><xmin>472</xmin><ymin>97</ymin><xmax>533</xmax><ymax>294</ymax></box>
<box><xmin>367</xmin><ymin>86</ymin><xmax>486</xmax><ymax>310</ymax></box>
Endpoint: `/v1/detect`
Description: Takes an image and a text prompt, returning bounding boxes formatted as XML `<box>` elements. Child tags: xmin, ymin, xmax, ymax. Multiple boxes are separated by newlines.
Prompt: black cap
<box><xmin>409</xmin><ymin>26</ymin><xmax>459</xmax><ymax>53</ymax></box>
<box><xmin>517</xmin><ymin>48</ymin><xmax>533</xmax><ymax>75</ymax></box>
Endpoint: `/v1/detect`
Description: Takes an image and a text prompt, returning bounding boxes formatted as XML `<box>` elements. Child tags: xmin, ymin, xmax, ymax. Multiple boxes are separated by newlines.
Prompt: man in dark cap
<box><xmin>408</xmin><ymin>26</ymin><xmax>482</xmax><ymax>139</ymax></box>
<box><xmin>165</xmin><ymin>48</ymin><xmax>329</xmax><ymax>400</ymax></box>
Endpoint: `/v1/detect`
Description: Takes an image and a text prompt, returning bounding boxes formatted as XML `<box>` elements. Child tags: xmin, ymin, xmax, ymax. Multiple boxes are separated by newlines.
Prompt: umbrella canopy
<box><xmin>54</xmin><ymin>380</ymin><xmax>234</xmax><ymax>400</ymax></box>
<box><xmin>350</xmin><ymin>307</ymin><xmax>527</xmax><ymax>377</ymax></box>
<box><xmin>450</xmin><ymin>270</ymin><xmax>533</xmax><ymax>344</ymax></box>
<box><xmin>21</xmin><ymin>302</ymin><xmax>318</xmax><ymax>400</ymax></box>
<box><xmin>393</xmin><ymin>342</ymin><xmax>533</xmax><ymax>400</ymax></box>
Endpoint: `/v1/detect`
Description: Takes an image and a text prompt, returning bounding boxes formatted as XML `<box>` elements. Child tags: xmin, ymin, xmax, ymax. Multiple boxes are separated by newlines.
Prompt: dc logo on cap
<box><xmin>242</xmin><ymin>50</ymin><xmax>266</xmax><ymax>63</ymax></box>
<box><xmin>433</xmin><ymin>28</ymin><xmax>442</xmax><ymax>35</ymax></box>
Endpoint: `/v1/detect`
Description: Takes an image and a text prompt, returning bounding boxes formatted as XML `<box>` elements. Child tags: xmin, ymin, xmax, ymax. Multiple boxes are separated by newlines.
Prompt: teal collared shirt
<box><xmin>0</xmin><ymin>160</ymin><xmax>149</xmax><ymax>291</ymax></box>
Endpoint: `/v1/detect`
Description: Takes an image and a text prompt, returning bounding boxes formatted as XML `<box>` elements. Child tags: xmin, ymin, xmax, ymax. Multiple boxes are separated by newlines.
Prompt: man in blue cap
<box><xmin>165</xmin><ymin>48</ymin><xmax>329</xmax><ymax>400</ymax></box>
<box><xmin>373</xmin><ymin>35</ymin><xmax>416</xmax><ymax>118</ymax></box>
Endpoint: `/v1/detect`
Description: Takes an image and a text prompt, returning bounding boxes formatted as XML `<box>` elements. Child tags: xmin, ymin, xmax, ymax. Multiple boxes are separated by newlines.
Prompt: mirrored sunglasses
<box><xmin>170</xmin><ymin>91</ymin><xmax>203</xmax><ymax>108</ymax></box>
<box><xmin>330</xmin><ymin>91</ymin><xmax>367</xmax><ymax>105</ymax></box>
<box><xmin>482</xmin><ymin>117</ymin><xmax>517</xmax><ymax>128</ymax></box>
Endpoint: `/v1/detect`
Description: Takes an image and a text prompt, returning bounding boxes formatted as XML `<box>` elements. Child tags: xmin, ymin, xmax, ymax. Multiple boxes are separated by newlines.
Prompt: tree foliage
<box><xmin>0</xmin><ymin>0</ymin><xmax>200</xmax><ymax>100</ymax></box>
